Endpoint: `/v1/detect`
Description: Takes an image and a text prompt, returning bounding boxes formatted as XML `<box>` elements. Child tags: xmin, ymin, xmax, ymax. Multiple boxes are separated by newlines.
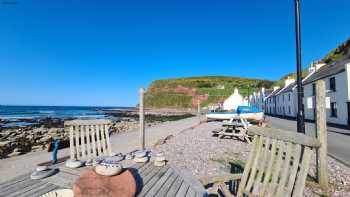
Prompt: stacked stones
<box><xmin>133</xmin><ymin>150</ymin><xmax>148</xmax><ymax>163</ymax></box>
<box><xmin>153</xmin><ymin>152</ymin><xmax>166</xmax><ymax>167</ymax></box>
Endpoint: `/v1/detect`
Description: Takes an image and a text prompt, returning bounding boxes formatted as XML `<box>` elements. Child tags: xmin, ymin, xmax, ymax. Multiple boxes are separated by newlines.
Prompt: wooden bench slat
<box><xmin>144</xmin><ymin>168</ymin><xmax>174</xmax><ymax>196</ymax></box>
<box><xmin>292</xmin><ymin>147</ymin><xmax>313</xmax><ymax>197</ymax></box>
<box><xmin>90</xmin><ymin>125</ymin><xmax>97</xmax><ymax>157</ymax></box>
<box><xmin>276</xmin><ymin>142</ymin><xmax>293</xmax><ymax>196</ymax></box>
<box><xmin>286</xmin><ymin>144</ymin><xmax>302</xmax><ymax>196</ymax></box>
<box><xmin>245</xmin><ymin>136</ymin><xmax>264</xmax><ymax>193</ymax></box>
<box><xmin>175</xmin><ymin>181</ymin><xmax>190</xmax><ymax>197</ymax></box>
<box><xmin>166</xmin><ymin>176</ymin><xmax>184</xmax><ymax>197</ymax></box>
<box><xmin>139</xmin><ymin>166</ymin><xmax>170</xmax><ymax>197</ymax></box>
<box><xmin>155</xmin><ymin>173</ymin><xmax>179</xmax><ymax>197</ymax></box>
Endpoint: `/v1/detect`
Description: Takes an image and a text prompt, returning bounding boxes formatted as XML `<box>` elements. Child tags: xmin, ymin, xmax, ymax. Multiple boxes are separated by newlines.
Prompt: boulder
<box><xmin>73</xmin><ymin>169</ymin><xmax>136</xmax><ymax>197</ymax></box>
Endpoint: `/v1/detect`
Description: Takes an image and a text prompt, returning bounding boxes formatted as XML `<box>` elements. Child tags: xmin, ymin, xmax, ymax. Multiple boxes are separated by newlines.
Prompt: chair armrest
<box><xmin>201</xmin><ymin>173</ymin><xmax>242</xmax><ymax>185</ymax></box>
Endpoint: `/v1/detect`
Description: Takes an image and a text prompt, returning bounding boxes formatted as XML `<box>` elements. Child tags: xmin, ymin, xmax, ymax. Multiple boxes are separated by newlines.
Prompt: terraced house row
<box><xmin>249</xmin><ymin>60</ymin><xmax>350</xmax><ymax>127</ymax></box>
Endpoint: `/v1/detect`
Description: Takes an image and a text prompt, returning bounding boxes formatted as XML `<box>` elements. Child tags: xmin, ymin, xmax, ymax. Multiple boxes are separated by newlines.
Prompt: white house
<box><xmin>249</xmin><ymin>87</ymin><xmax>270</xmax><ymax>111</ymax></box>
<box><xmin>265</xmin><ymin>86</ymin><xmax>281</xmax><ymax>115</ymax></box>
<box><xmin>223</xmin><ymin>88</ymin><xmax>246</xmax><ymax>111</ymax></box>
<box><xmin>303</xmin><ymin>60</ymin><xmax>350</xmax><ymax>126</ymax></box>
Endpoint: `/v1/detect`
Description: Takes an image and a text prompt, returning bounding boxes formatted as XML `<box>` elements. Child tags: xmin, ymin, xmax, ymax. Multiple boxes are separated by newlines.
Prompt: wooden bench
<box><xmin>205</xmin><ymin>126</ymin><xmax>321</xmax><ymax>197</ymax></box>
<box><xmin>64</xmin><ymin>119</ymin><xmax>113</xmax><ymax>160</ymax></box>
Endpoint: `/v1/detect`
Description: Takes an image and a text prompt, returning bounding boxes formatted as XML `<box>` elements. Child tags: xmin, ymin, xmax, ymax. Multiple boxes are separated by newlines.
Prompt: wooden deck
<box><xmin>0</xmin><ymin>162</ymin><xmax>206</xmax><ymax>197</ymax></box>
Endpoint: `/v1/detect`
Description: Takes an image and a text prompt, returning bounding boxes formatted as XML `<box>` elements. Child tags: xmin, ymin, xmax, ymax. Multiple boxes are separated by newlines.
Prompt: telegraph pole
<box><xmin>294</xmin><ymin>0</ymin><xmax>305</xmax><ymax>134</ymax></box>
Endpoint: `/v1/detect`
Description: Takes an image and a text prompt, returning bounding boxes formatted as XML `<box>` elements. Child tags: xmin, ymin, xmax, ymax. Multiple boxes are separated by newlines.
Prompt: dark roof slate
<box><xmin>303</xmin><ymin>60</ymin><xmax>350</xmax><ymax>85</ymax></box>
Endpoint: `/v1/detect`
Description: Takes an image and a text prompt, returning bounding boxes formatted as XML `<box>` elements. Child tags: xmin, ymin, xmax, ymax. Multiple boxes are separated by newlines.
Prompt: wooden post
<box><xmin>197</xmin><ymin>101</ymin><xmax>201</xmax><ymax>115</ymax></box>
<box><xmin>315</xmin><ymin>80</ymin><xmax>328</xmax><ymax>189</ymax></box>
<box><xmin>139</xmin><ymin>88</ymin><xmax>145</xmax><ymax>150</ymax></box>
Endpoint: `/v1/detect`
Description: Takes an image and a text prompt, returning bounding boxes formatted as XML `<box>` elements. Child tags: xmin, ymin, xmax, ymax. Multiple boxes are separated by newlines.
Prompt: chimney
<box><xmin>284</xmin><ymin>77</ymin><xmax>295</xmax><ymax>87</ymax></box>
<box><xmin>315</xmin><ymin>63</ymin><xmax>326</xmax><ymax>70</ymax></box>
<box><xmin>273</xmin><ymin>86</ymin><xmax>280</xmax><ymax>91</ymax></box>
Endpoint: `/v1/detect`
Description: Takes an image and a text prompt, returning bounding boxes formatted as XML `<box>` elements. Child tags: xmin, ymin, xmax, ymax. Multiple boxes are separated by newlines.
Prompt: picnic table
<box><xmin>0</xmin><ymin>161</ymin><xmax>206</xmax><ymax>197</ymax></box>
<box><xmin>213</xmin><ymin>117</ymin><xmax>251</xmax><ymax>143</ymax></box>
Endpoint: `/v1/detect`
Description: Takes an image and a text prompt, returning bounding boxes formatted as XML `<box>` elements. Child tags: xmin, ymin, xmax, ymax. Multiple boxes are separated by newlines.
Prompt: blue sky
<box><xmin>1</xmin><ymin>0</ymin><xmax>349</xmax><ymax>106</ymax></box>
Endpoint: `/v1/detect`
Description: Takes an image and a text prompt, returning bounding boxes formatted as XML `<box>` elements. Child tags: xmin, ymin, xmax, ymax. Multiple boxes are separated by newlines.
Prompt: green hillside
<box><xmin>322</xmin><ymin>37</ymin><xmax>350</xmax><ymax>63</ymax></box>
<box><xmin>145</xmin><ymin>76</ymin><xmax>274</xmax><ymax>109</ymax></box>
<box><xmin>273</xmin><ymin>37</ymin><xmax>350</xmax><ymax>87</ymax></box>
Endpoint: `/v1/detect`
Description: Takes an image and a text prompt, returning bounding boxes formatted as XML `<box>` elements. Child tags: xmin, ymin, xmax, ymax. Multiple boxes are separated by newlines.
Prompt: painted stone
<box><xmin>134</xmin><ymin>150</ymin><xmax>146</xmax><ymax>158</ymax></box>
<box><xmin>95</xmin><ymin>163</ymin><xmax>123</xmax><ymax>176</ymax></box>
<box><xmin>65</xmin><ymin>159</ymin><xmax>84</xmax><ymax>168</ymax></box>
<box><xmin>36</xmin><ymin>165</ymin><xmax>49</xmax><ymax>172</ymax></box>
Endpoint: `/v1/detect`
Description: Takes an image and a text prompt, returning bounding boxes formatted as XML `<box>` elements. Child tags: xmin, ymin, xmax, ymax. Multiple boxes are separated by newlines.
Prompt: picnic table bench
<box><xmin>0</xmin><ymin>161</ymin><xmax>206</xmax><ymax>197</ymax></box>
<box><xmin>213</xmin><ymin>118</ymin><xmax>251</xmax><ymax>143</ymax></box>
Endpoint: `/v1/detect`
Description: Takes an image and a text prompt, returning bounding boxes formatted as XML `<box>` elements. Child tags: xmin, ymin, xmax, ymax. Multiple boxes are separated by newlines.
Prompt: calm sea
<box><xmin>0</xmin><ymin>106</ymin><xmax>132</xmax><ymax>128</ymax></box>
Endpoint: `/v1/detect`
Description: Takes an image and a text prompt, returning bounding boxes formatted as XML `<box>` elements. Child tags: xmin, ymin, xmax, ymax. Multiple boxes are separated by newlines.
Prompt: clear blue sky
<box><xmin>1</xmin><ymin>0</ymin><xmax>349</xmax><ymax>106</ymax></box>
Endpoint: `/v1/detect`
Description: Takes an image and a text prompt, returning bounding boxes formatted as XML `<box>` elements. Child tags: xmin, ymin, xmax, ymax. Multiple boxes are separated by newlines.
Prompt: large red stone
<box><xmin>73</xmin><ymin>169</ymin><xmax>136</xmax><ymax>197</ymax></box>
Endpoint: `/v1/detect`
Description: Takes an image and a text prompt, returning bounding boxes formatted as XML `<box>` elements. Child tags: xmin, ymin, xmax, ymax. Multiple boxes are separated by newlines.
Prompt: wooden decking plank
<box><xmin>26</xmin><ymin>183</ymin><xmax>60</xmax><ymax>197</ymax></box>
<box><xmin>0</xmin><ymin>178</ymin><xmax>41</xmax><ymax>196</ymax></box>
<box><xmin>138</xmin><ymin>166</ymin><xmax>169</xmax><ymax>197</ymax></box>
<box><xmin>166</xmin><ymin>176</ymin><xmax>184</xmax><ymax>197</ymax></box>
<box><xmin>44</xmin><ymin>170</ymin><xmax>79</xmax><ymax>188</ymax></box>
<box><xmin>7</xmin><ymin>180</ymin><xmax>50</xmax><ymax>197</ymax></box>
<box><xmin>185</xmin><ymin>187</ymin><xmax>196</xmax><ymax>197</ymax></box>
<box><xmin>139</xmin><ymin>164</ymin><xmax>160</xmax><ymax>183</ymax></box>
<box><xmin>0</xmin><ymin>173</ymin><xmax>30</xmax><ymax>188</ymax></box>
<box><xmin>143</xmin><ymin>168</ymin><xmax>174</xmax><ymax>197</ymax></box>
<box><xmin>15</xmin><ymin>182</ymin><xmax>58</xmax><ymax>197</ymax></box>
<box><xmin>175</xmin><ymin>181</ymin><xmax>190</xmax><ymax>197</ymax></box>
<box><xmin>138</xmin><ymin>162</ymin><xmax>154</xmax><ymax>176</ymax></box>
<box><xmin>154</xmin><ymin>173</ymin><xmax>179</xmax><ymax>197</ymax></box>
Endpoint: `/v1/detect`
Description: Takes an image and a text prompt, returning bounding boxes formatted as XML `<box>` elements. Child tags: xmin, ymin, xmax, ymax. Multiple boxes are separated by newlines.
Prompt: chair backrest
<box><xmin>237</xmin><ymin>126</ymin><xmax>321</xmax><ymax>197</ymax></box>
<box><xmin>64</xmin><ymin>119</ymin><xmax>112</xmax><ymax>160</ymax></box>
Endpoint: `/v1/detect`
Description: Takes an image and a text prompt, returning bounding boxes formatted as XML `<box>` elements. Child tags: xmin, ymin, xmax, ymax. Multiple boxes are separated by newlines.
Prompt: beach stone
<box><xmin>95</xmin><ymin>163</ymin><xmax>123</xmax><ymax>176</ymax></box>
<box><xmin>73</xmin><ymin>169</ymin><xmax>136</xmax><ymax>197</ymax></box>
<box><xmin>134</xmin><ymin>150</ymin><xmax>146</xmax><ymax>158</ymax></box>
<box><xmin>0</xmin><ymin>140</ymin><xmax>11</xmax><ymax>147</ymax></box>
<box><xmin>134</xmin><ymin>156</ymin><xmax>148</xmax><ymax>163</ymax></box>
<box><xmin>30</xmin><ymin>168</ymin><xmax>58</xmax><ymax>180</ymax></box>
<box><xmin>7</xmin><ymin>151</ymin><xmax>21</xmax><ymax>157</ymax></box>
<box><xmin>154</xmin><ymin>156</ymin><xmax>166</xmax><ymax>162</ymax></box>
<box><xmin>40</xmin><ymin>189</ymin><xmax>74</xmax><ymax>197</ymax></box>
<box><xmin>36</xmin><ymin>165</ymin><xmax>49</xmax><ymax>172</ymax></box>
<box><xmin>125</xmin><ymin>153</ymin><xmax>134</xmax><ymax>160</ymax></box>
<box><xmin>154</xmin><ymin>160</ymin><xmax>166</xmax><ymax>167</ymax></box>
<box><xmin>65</xmin><ymin>159</ymin><xmax>84</xmax><ymax>168</ymax></box>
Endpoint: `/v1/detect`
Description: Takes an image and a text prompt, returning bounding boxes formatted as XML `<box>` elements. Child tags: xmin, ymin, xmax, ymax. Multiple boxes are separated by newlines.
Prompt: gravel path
<box><xmin>152</xmin><ymin>121</ymin><xmax>350</xmax><ymax>196</ymax></box>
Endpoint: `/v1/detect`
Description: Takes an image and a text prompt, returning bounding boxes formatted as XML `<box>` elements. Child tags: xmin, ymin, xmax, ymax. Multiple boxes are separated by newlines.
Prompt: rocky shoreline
<box><xmin>0</xmin><ymin>110</ymin><xmax>194</xmax><ymax>159</ymax></box>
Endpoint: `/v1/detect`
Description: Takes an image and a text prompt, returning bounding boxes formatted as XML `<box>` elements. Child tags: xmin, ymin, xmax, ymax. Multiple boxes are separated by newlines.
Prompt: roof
<box><xmin>303</xmin><ymin>59</ymin><xmax>350</xmax><ymax>85</ymax></box>
<box><xmin>265</xmin><ymin>87</ymin><xmax>282</xmax><ymax>99</ymax></box>
<box><xmin>278</xmin><ymin>81</ymin><xmax>296</xmax><ymax>94</ymax></box>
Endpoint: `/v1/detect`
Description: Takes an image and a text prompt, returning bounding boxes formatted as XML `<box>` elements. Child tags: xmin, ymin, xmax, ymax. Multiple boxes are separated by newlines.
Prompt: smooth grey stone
<box><xmin>134</xmin><ymin>150</ymin><xmax>147</xmax><ymax>158</ymax></box>
<box><xmin>31</xmin><ymin>168</ymin><xmax>58</xmax><ymax>180</ymax></box>
<box><xmin>65</xmin><ymin>159</ymin><xmax>84</xmax><ymax>168</ymax></box>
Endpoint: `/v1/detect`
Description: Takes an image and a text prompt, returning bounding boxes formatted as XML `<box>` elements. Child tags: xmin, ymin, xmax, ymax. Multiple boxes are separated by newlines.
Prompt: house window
<box><xmin>288</xmin><ymin>106</ymin><xmax>291</xmax><ymax>114</ymax></box>
<box><xmin>288</xmin><ymin>94</ymin><xmax>291</xmax><ymax>101</ymax></box>
<box><xmin>312</xmin><ymin>83</ymin><xmax>316</xmax><ymax>96</ymax></box>
<box><xmin>330</xmin><ymin>77</ymin><xmax>336</xmax><ymax>91</ymax></box>
<box><xmin>330</xmin><ymin>102</ymin><xmax>337</xmax><ymax>117</ymax></box>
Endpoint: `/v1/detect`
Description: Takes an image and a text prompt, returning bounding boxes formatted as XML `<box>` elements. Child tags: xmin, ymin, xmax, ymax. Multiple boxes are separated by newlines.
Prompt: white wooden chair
<box><xmin>205</xmin><ymin>126</ymin><xmax>321</xmax><ymax>197</ymax></box>
<box><xmin>64</xmin><ymin>119</ymin><xmax>113</xmax><ymax>160</ymax></box>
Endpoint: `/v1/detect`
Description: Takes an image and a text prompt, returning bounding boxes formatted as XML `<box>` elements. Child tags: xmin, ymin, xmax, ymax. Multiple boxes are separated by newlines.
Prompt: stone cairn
<box><xmin>153</xmin><ymin>152</ymin><xmax>166</xmax><ymax>167</ymax></box>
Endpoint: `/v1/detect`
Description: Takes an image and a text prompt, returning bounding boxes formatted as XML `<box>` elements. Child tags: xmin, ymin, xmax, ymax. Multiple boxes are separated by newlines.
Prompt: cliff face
<box><xmin>144</xmin><ymin>76</ymin><xmax>274</xmax><ymax>109</ymax></box>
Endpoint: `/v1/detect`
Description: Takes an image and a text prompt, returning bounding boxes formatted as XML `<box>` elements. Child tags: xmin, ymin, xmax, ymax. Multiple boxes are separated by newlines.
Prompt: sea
<box><xmin>0</xmin><ymin>105</ymin><xmax>132</xmax><ymax>128</ymax></box>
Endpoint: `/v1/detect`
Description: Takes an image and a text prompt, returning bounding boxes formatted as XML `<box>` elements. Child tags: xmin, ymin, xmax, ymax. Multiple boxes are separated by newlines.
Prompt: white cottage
<box><xmin>223</xmin><ymin>88</ymin><xmax>245</xmax><ymax>111</ymax></box>
<box><xmin>303</xmin><ymin>60</ymin><xmax>350</xmax><ymax>126</ymax></box>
